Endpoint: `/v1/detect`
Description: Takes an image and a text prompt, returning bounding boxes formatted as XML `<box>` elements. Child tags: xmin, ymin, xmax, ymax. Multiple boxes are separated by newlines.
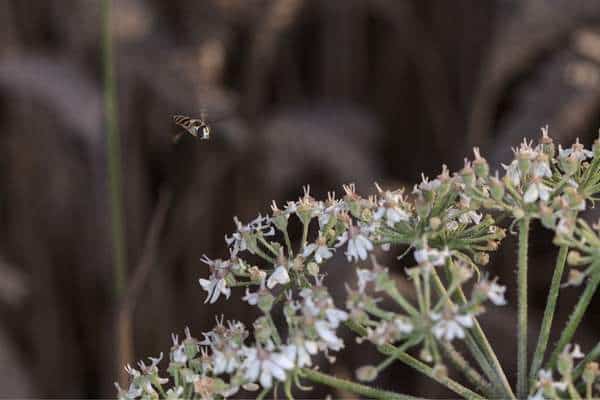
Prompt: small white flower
<box><xmin>524</xmin><ymin>180</ymin><xmax>551</xmax><ymax>203</ymax></box>
<box><xmin>303</xmin><ymin>236</ymin><xmax>334</xmax><ymax>264</ymax></box>
<box><xmin>502</xmin><ymin>160</ymin><xmax>522</xmax><ymax>186</ymax></box>
<box><xmin>199</xmin><ymin>277</ymin><xmax>230</xmax><ymax>304</ymax></box>
<box><xmin>532</xmin><ymin>157</ymin><xmax>552</xmax><ymax>178</ymax></box>
<box><xmin>325</xmin><ymin>307</ymin><xmax>348</xmax><ymax>328</ymax></box>
<box><xmin>213</xmin><ymin>348</ymin><xmax>240</xmax><ymax>375</ymax></box>
<box><xmin>356</xmin><ymin>268</ymin><xmax>376</xmax><ymax>292</ymax></box>
<box><xmin>373</xmin><ymin>186</ymin><xmax>410</xmax><ymax>227</ymax></box>
<box><xmin>565</xmin><ymin>343</ymin><xmax>585</xmax><ymax>359</ymax></box>
<box><xmin>537</xmin><ymin>369</ymin><xmax>567</xmax><ymax>392</ymax></box>
<box><xmin>199</xmin><ymin>256</ymin><xmax>232</xmax><ymax>304</ymax></box>
<box><xmin>282</xmin><ymin>338</ymin><xmax>318</xmax><ymax>368</ymax></box>
<box><xmin>559</xmin><ymin>139</ymin><xmax>593</xmax><ymax>161</ymax></box>
<box><xmin>414</xmin><ymin>244</ymin><xmax>450</xmax><ymax>267</ymax></box>
<box><xmin>337</xmin><ymin>225</ymin><xmax>374</xmax><ymax>262</ymax></box>
<box><xmin>115</xmin><ymin>382</ymin><xmax>143</xmax><ymax>400</ymax></box>
<box><xmin>431</xmin><ymin>310</ymin><xmax>474</xmax><ymax>341</ymax></box>
<box><xmin>242</xmin><ymin>288</ymin><xmax>259</xmax><ymax>305</ymax></box>
<box><xmin>172</xmin><ymin>343</ymin><xmax>187</xmax><ymax>364</ymax></box>
<box><xmin>315</xmin><ymin>320</ymin><xmax>345</xmax><ymax>351</ymax></box>
<box><xmin>486</xmin><ymin>281</ymin><xmax>507</xmax><ymax>306</ymax></box>
<box><xmin>267</xmin><ymin>265</ymin><xmax>290</xmax><ymax>289</ymax></box>
<box><xmin>241</xmin><ymin>345</ymin><xmax>294</xmax><ymax>389</ymax></box>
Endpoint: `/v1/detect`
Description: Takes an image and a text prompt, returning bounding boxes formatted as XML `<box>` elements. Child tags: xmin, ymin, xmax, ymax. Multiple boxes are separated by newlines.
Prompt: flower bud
<box><xmin>473</xmin><ymin>148</ymin><xmax>489</xmax><ymax>178</ymax></box>
<box><xmin>557</xmin><ymin>351</ymin><xmax>574</xmax><ymax>377</ymax></box>
<box><xmin>560</xmin><ymin>155</ymin><xmax>579</xmax><ymax>175</ymax></box>
<box><xmin>242</xmin><ymin>383</ymin><xmax>260</xmax><ymax>392</ymax></box>
<box><xmin>567</xmin><ymin>251</ymin><xmax>584</xmax><ymax>266</ymax></box>
<box><xmin>539</xmin><ymin>126</ymin><xmax>556</xmax><ymax>158</ymax></box>
<box><xmin>461</xmin><ymin>164</ymin><xmax>476</xmax><ymax>187</ymax></box>
<box><xmin>583</xmin><ymin>362</ymin><xmax>599</xmax><ymax>385</ymax></box>
<box><xmin>432</xmin><ymin>364</ymin><xmax>448</xmax><ymax>380</ymax></box>
<box><xmin>567</xmin><ymin>269</ymin><xmax>586</xmax><ymax>287</ymax></box>
<box><xmin>307</xmin><ymin>262</ymin><xmax>320</xmax><ymax>277</ymax></box>
<box><xmin>539</xmin><ymin>203</ymin><xmax>556</xmax><ymax>229</ymax></box>
<box><xmin>517</xmin><ymin>156</ymin><xmax>531</xmax><ymax>176</ymax></box>
<box><xmin>355</xmin><ymin>365</ymin><xmax>378</xmax><ymax>382</ymax></box>
<box><xmin>474</xmin><ymin>252</ymin><xmax>490</xmax><ymax>266</ymax></box>
<box><xmin>415</xmin><ymin>194</ymin><xmax>430</xmax><ymax>219</ymax></box>
<box><xmin>258</xmin><ymin>291</ymin><xmax>275</xmax><ymax>313</ymax></box>
<box><xmin>594</xmin><ymin>135</ymin><xmax>600</xmax><ymax>157</ymax></box>
<box><xmin>429</xmin><ymin>217</ymin><xmax>441</xmax><ymax>231</ymax></box>
<box><xmin>513</xmin><ymin>208</ymin><xmax>525</xmax><ymax>220</ymax></box>
<box><xmin>489</xmin><ymin>178</ymin><xmax>504</xmax><ymax>201</ymax></box>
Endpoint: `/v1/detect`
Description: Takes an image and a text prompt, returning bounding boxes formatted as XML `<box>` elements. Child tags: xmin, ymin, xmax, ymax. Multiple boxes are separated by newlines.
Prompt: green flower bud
<box><xmin>307</xmin><ymin>262</ymin><xmax>320</xmax><ymax>277</ymax></box>
<box><xmin>557</xmin><ymin>351</ymin><xmax>573</xmax><ymax>377</ymax></box>
<box><xmin>583</xmin><ymin>362</ymin><xmax>599</xmax><ymax>385</ymax></box>
<box><xmin>489</xmin><ymin>177</ymin><xmax>505</xmax><ymax>201</ymax></box>
<box><xmin>560</xmin><ymin>155</ymin><xmax>579</xmax><ymax>176</ymax></box>
<box><xmin>258</xmin><ymin>291</ymin><xmax>275</xmax><ymax>313</ymax></box>
<box><xmin>513</xmin><ymin>208</ymin><xmax>525</xmax><ymax>220</ymax></box>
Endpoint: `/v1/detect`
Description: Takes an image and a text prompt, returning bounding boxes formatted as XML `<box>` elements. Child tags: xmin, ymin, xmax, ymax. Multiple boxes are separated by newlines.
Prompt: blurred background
<box><xmin>1</xmin><ymin>0</ymin><xmax>600</xmax><ymax>397</ymax></box>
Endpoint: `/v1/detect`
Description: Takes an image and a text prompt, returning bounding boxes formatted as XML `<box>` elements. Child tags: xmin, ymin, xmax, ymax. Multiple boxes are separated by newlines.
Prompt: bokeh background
<box><xmin>1</xmin><ymin>0</ymin><xmax>600</xmax><ymax>397</ymax></box>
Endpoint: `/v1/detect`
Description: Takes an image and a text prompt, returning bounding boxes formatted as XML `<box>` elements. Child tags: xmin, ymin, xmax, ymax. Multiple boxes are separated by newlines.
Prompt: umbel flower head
<box><xmin>118</xmin><ymin>129</ymin><xmax>600</xmax><ymax>400</ymax></box>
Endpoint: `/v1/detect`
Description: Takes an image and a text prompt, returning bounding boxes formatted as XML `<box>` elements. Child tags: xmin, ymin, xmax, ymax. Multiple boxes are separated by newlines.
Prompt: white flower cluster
<box><xmin>119</xmin><ymin>128</ymin><xmax>600</xmax><ymax>400</ymax></box>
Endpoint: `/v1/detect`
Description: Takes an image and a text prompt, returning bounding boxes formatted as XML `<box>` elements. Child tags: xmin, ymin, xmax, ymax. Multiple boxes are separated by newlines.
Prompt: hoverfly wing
<box><xmin>173</xmin><ymin>114</ymin><xmax>199</xmax><ymax>140</ymax></box>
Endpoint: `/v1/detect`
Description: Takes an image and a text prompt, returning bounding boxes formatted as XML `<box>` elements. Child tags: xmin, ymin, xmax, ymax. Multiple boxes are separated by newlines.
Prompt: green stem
<box><xmin>283</xmin><ymin>230</ymin><xmax>294</xmax><ymax>257</ymax></box>
<box><xmin>301</xmin><ymin>221</ymin><xmax>309</xmax><ymax>249</ymax></box>
<box><xmin>344</xmin><ymin>320</ymin><xmax>485</xmax><ymax>400</ymax></box>
<box><xmin>547</xmin><ymin>270</ymin><xmax>600</xmax><ymax>370</ymax></box>
<box><xmin>103</xmin><ymin>0</ymin><xmax>127</xmax><ymax>298</ymax></box>
<box><xmin>431</xmin><ymin>270</ymin><xmax>513</xmax><ymax>399</ymax></box>
<box><xmin>300</xmin><ymin>368</ymin><xmax>424</xmax><ymax>400</ymax></box>
<box><xmin>517</xmin><ymin>217</ymin><xmax>530</xmax><ymax>399</ymax></box>
<box><xmin>454</xmin><ymin>285</ymin><xmax>514</xmax><ymax>399</ymax></box>
<box><xmin>386</xmin><ymin>286</ymin><xmax>420</xmax><ymax>317</ymax></box>
<box><xmin>529</xmin><ymin>245</ymin><xmax>568</xmax><ymax>386</ymax></box>
<box><xmin>440</xmin><ymin>341</ymin><xmax>491</xmax><ymax>397</ymax></box>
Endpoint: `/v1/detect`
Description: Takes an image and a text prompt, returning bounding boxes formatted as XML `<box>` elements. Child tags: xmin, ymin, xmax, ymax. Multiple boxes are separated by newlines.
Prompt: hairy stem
<box><xmin>440</xmin><ymin>341</ymin><xmax>491</xmax><ymax>397</ymax></box>
<box><xmin>529</xmin><ymin>245</ymin><xmax>568</xmax><ymax>386</ymax></box>
<box><xmin>547</xmin><ymin>269</ymin><xmax>600</xmax><ymax>370</ymax></box>
<box><xmin>300</xmin><ymin>368</ymin><xmax>424</xmax><ymax>400</ymax></box>
<box><xmin>517</xmin><ymin>217</ymin><xmax>530</xmax><ymax>399</ymax></box>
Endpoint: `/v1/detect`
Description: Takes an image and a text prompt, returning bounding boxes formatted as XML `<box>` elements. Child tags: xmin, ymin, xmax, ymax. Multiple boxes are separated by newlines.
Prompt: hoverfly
<box><xmin>172</xmin><ymin>114</ymin><xmax>211</xmax><ymax>143</ymax></box>
<box><xmin>172</xmin><ymin>110</ymin><xmax>231</xmax><ymax>143</ymax></box>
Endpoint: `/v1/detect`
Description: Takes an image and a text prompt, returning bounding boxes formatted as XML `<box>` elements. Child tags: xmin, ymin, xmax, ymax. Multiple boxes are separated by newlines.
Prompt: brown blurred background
<box><xmin>1</xmin><ymin>0</ymin><xmax>600</xmax><ymax>397</ymax></box>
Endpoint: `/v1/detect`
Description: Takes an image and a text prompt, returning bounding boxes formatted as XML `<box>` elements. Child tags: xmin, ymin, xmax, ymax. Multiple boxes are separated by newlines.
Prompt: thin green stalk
<box><xmin>431</xmin><ymin>270</ymin><xmax>512</xmax><ymax>398</ymax></box>
<box><xmin>103</xmin><ymin>0</ymin><xmax>127</xmax><ymax>298</ymax></box>
<box><xmin>386</xmin><ymin>286</ymin><xmax>420</xmax><ymax>317</ymax></box>
<box><xmin>300</xmin><ymin>368</ymin><xmax>424</xmax><ymax>400</ymax></box>
<box><xmin>283</xmin><ymin>230</ymin><xmax>294</xmax><ymax>257</ymax></box>
<box><xmin>377</xmin><ymin>344</ymin><xmax>485</xmax><ymax>400</ymax></box>
<box><xmin>529</xmin><ymin>245</ymin><xmax>568</xmax><ymax>386</ymax></box>
<box><xmin>547</xmin><ymin>269</ymin><xmax>600</xmax><ymax>370</ymax></box>
<box><xmin>517</xmin><ymin>217</ymin><xmax>530</xmax><ymax>399</ymax></box>
<box><xmin>440</xmin><ymin>341</ymin><xmax>491</xmax><ymax>397</ymax></box>
<box><xmin>344</xmin><ymin>320</ymin><xmax>485</xmax><ymax>400</ymax></box>
<box><xmin>451</xmin><ymin>274</ymin><xmax>515</xmax><ymax>398</ymax></box>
